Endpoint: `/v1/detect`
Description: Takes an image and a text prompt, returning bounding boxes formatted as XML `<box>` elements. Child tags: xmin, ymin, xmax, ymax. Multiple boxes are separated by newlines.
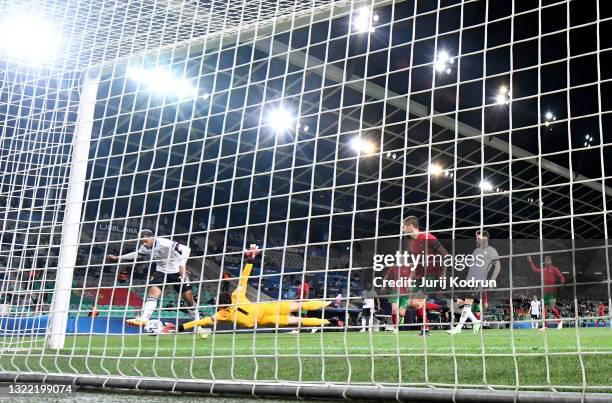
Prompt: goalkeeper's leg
<box><xmin>259</xmin><ymin>314</ymin><xmax>330</xmax><ymax>327</ymax></box>
<box><xmin>257</xmin><ymin>300</ymin><xmax>331</xmax><ymax>317</ymax></box>
<box><xmin>294</xmin><ymin>300</ymin><xmax>331</xmax><ymax>312</ymax></box>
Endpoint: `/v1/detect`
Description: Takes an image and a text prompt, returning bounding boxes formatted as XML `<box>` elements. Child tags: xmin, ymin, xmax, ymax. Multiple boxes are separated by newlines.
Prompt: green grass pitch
<box><xmin>2</xmin><ymin>328</ymin><xmax>611</xmax><ymax>393</ymax></box>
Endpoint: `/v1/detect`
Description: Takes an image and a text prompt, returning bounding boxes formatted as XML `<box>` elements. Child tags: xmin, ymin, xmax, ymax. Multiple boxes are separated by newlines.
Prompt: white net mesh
<box><xmin>0</xmin><ymin>0</ymin><xmax>611</xmax><ymax>399</ymax></box>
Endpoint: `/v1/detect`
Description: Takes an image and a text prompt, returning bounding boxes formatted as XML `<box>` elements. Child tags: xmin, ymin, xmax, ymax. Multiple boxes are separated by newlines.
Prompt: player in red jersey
<box><xmin>527</xmin><ymin>255</ymin><xmax>565</xmax><ymax>330</ymax></box>
<box><xmin>297</xmin><ymin>280</ymin><xmax>310</xmax><ymax>301</ymax></box>
<box><xmin>401</xmin><ymin>216</ymin><xmax>447</xmax><ymax>336</ymax></box>
<box><xmin>596</xmin><ymin>301</ymin><xmax>607</xmax><ymax>327</ymax></box>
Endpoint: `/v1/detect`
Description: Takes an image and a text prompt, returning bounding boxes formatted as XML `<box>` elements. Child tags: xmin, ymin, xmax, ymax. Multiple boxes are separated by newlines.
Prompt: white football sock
<box><xmin>456</xmin><ymin>305</ymin><xmax>471</xmax><ymax>330</ymax></box>
<box><xmin>467</xmin><ymin>310</ymin><xmax>479</xmax><ymax>323</ymax></box>
<box><xmin>456</xmin><ymin>305</ymin><xmax>479</xmax><ymax>330</ymax></box>
<box><xmin>142</xmin><ymin>297</ymin><xmax>157</xmax><ymax>321</ymax></box>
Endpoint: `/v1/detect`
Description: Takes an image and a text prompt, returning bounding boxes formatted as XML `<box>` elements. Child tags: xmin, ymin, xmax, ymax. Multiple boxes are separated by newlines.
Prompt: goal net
<box><xmin>0</xmin><ymin>0</ymin><xmax>610</xmax><ymax>400</ymax></box>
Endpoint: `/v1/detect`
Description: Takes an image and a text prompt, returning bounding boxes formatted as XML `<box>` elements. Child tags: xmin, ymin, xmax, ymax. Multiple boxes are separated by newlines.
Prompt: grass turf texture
<box><xmin>1</xmin><ymin>328</ymin><xmax>611</xmax><ymax>393</ymax></box>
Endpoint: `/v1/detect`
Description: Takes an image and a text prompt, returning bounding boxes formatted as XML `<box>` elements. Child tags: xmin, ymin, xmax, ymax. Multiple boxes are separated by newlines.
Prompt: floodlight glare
<box><xmin>428</xmin><ymin>163</ymin><xmax>443</xmax><ymax>176</ymax></box>
<box><xmin>351</xmin><ymin>137</ymin><xmax>376</xmax><ymax>154</ymax></box>
<box><xmin>354</xmin><ymin>7</ymin><xmax>376</xmax><ymax>33</ymax></box>
<box><xmin>129</xmin><ymin>66</ymin><xmax>197</xmax><ymax>97</ymax></box>
<box><xmin>495</xmin><ymin>85</ymin><xmax>510</xmax><ymax>105</ymax></box>
<box><xmin>268</xmin><ymin>108</ymin><xmax>295</xmax><ymax>133</ymax></box>
<box><xmin>438</xmin><ymin>51</ymin><xmax>449</xmax><ymax>62</ymax></box>
<box><xmin>479</xmin><ymin>180</ymin><xmax>494</xmax><ymax>192</ymax></box>
<box><xmin>545</xmin><ymin>111</ymin><xmax>553</xmax><ymax>120</ymax></box>
<box><xmin>435</xmin><ymin>50</ymin><xmax>453</xmax><ymax>74</ymax></box>
<box><xmin>435</xmin><ymin>61</ymin><xmax>446</xmax><ymax>72</ymax></box>
<box><xmin>0</xmin><ymin>13</ymin><xmax>59</xmax><ymax>63</ymax></box>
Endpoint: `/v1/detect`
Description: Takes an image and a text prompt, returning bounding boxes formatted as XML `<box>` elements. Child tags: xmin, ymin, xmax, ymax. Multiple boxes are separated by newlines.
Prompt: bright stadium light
<box><xmin>435</xmin><ymin>50</ymin><xmax>453</xmax><ymax>74</ymax></box>
<box><xmin>268</xmin><ymin>108</ymin><xmax>295</xmax><ymax>133</ymax></box>
<box><xmin>544</xmin><ymin>111</ymin><xmax>556</xmax><ymax>127</ymax></box>
<box><xmin>479</xmin><ymin>180</ymin><xmax>494</xmax><ymax>192</ymax></box>
<box><xmin>495</xmin><ymin>85</ymin><xmax>510</xmax><ymax>105</ymax></box>
<box><xmin>351</xmin><ymin>137</ymin><xmax>376</xmax><ymax>154</ymax></box>
<box><xmin>128</xmin><ymin>66</ymin><xmax>196</xmax><ymax>97</ymax></box>
<box><xmin>353</xmin><ymin>7</ymin><xmax>377</xmax><ymax>33</ymax></box>
<box><xmin>0</xmin><ymin>13</ymin><xmax>60</xmax><ymax>63</ymax></box>
<box><xmin>428</xmin><ymin>163</ymin><xmax>443</xmax><ymax>176</ymax></box>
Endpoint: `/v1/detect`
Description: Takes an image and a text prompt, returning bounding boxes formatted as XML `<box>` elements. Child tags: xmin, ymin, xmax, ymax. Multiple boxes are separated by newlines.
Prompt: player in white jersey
<box><xmin>448</xmin><ymin>229</ymin><xmax>500</xmax><ymax>335</ymax></box>
<box><xmin>530</xmin><ymin>295</ymin><xmax>541</xmax><ymax>329</ymax></box>
<box><xmin>107</xmin><ymin>229</ymin><xmax>199</xmax><ymax>326</ymax></box>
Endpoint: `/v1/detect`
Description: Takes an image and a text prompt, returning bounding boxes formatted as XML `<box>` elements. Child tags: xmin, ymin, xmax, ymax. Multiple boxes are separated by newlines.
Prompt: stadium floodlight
<box><xmin>428</xmin><ymin>163</ymin><xmax>443</xmax><ymax>176</ymax></box>
<box><xmin>479</xmin><ymin>179</ymin><xmax>494</xmax><ymax>192</ymax></box>
<box><xmin>495</xmin><ymin>85</ymin><xmax>510</xmax><ymax>105</ymax></box>
<box><xmin>351</xmin><ymin>137</ymin><xmax>376</xmax><ymax>154</ymax></box>
<box><xmin>353</xmin><ymin>7</ymin><xmax>377</xmax><ymax>33</ymax></box>
<box><xmin>544</xmin><ymin>111</ymin><xmax>556</xmax><ymax>127</ymax></box>
<box><xmin>0</xmin><ymin>13</ymin><xmax>60</xmax><ymax>63</ymax></box>
<box><xmin>268</xmin><ymin>108</ymin><xmax>295</xmax><ymax>133</ymax></box>
<box><xmin>128</xmin><ymin>66</ymin><xmax>196</xmax><ymax>97</ymax></box>
<box><xmin>435</xmin><ymin>50</ymin><xmax>453</xmax><ymax>74</ymax></box>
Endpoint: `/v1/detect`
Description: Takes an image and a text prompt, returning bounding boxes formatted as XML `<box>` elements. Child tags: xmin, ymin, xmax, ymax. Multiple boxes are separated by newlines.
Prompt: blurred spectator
<box><xmin>118</xmin><ymin>270</ymin><xmax>129</xmax><ymax>283</ymax></box>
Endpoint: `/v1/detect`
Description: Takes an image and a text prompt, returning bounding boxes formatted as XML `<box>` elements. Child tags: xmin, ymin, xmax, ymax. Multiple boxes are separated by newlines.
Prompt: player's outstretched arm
<box><xmin>179</xmin><ymin>316</ymin><xmax>215</xmax><ymax>332</ymax></box>
<box><xmin>527</xmin><ymin>256</ymin><xmax>541</xmax><ymax>273</ymax></box>
<box><xmin>107</xmin><ymin>251</ymin><xmax>138</xmax><ymax>263</ymax></box>
<box><xmin>108</xmin><ymin>243</ymin><xmax>151</xmax><ymax>263</ymax></box>
<box><xmin>235</xmin><ymin>244</ymin><xmax>260</xmax><ymax>298</ymax></box>
<box><xmin>554</xmin><ymin>266</ymin><xmax>566</xmax><ymax>284</ymax></box>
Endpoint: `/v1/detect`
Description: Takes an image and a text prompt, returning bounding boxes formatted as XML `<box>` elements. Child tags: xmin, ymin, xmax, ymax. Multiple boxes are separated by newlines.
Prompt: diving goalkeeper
<box><xmin>165</xmin><ymin>244</ymin><xmax>333</xmax><ymax>333</ymax></box>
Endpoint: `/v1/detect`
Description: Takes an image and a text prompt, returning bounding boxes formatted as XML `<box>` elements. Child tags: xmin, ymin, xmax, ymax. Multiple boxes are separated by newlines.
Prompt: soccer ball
<box><xmin>144</xmin><ymin>319</ymin><xmax>163</xmax><ymax>335</ymax></box>
<box><xmin>198</xmin><ymin>328</ymin><xmax>210</xmax><ymax>340</ymax></box>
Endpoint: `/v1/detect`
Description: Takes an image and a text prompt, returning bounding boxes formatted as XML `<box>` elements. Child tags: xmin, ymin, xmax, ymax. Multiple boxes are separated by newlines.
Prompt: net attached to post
<box><xmin>0</xmin><ymin>0</ymin><xmax>610</xmax><ymax>401</ymax></box>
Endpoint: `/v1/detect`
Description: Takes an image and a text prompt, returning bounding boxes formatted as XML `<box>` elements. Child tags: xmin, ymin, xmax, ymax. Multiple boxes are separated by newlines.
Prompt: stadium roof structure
<box><xmin>73</xmin><ymin>0</ymin><xmax>612</xmax><ymax>243</ymax></box>
<box><xmin>1</xmin><ymin>0</ymin><xmax>610</xmax><ymax>245</ymax></box>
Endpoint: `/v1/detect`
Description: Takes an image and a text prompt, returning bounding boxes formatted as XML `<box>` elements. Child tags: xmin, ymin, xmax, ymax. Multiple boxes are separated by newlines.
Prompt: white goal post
<box><xmin>47</xmin><ymin>69</ymin><xmax>100</xmax><ymax>350</ymax></box>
